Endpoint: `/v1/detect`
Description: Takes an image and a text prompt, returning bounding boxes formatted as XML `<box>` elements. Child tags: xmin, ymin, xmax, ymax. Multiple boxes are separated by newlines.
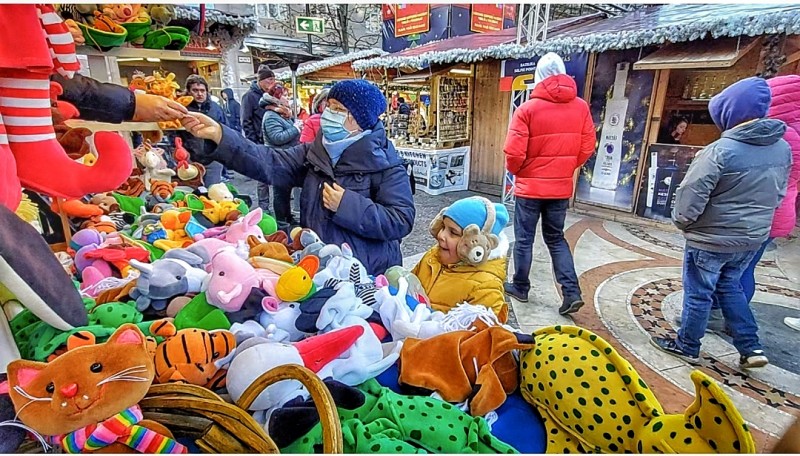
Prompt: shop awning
<box><xmin>633</xmin><ymin>36</ymin><xmax>759</xmax><ymax>70</ymax></box>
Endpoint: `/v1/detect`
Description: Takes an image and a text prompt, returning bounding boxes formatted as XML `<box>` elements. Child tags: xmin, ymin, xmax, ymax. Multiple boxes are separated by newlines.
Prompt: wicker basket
<box><xmin>17</xmin><ymin>364</ymin><xmax>343</xmax><ymax>454</ymax></box>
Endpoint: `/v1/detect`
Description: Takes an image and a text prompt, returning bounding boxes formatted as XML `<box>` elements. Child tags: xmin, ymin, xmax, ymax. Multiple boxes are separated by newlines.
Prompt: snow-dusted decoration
<box><xmin>274</xmin><ymin>48</ymin><xmax>388</xmax><ymax>80</ymax></box>
<box><xmin>174</xmin><ymin>5</ymin><xmax>257</xmax><ymax>28</ymax></box>
<box><xmin>353</xmin><ymin>4</ymin><xmax>800</xmax><ymax>71</ymax></box>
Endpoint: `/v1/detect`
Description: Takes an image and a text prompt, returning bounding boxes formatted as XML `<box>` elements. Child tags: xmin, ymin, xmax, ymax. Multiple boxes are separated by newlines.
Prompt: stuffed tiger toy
<box><xmin>148</xmin><ymin>320</ymin><xmax>236</xmax><ymax>390</ymax></box>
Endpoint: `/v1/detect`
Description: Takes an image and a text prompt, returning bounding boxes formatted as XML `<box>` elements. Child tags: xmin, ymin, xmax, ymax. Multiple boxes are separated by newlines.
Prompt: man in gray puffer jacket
<box><xmin>651</xmin><ymin>77</ymin><xmax>791</xmax><ymax>369</ymax></box>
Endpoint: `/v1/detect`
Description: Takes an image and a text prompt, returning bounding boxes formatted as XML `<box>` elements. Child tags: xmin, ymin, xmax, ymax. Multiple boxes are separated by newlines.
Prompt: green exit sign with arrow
<box><xmin>295</xmin><ymin>16</ymin><xmax>325</xmax><ymax>35</ymax></box>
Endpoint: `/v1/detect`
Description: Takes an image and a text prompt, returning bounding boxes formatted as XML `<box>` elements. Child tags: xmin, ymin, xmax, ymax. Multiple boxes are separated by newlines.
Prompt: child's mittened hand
<box><xmin>322</xmin><ymin>182</ymin><xmax>345</xmax><ymax>212</ymax></box>
<box><xmin>181</xmin><ymin>112</ymin><xmax>223</xmax><ymax>144</ymax></box>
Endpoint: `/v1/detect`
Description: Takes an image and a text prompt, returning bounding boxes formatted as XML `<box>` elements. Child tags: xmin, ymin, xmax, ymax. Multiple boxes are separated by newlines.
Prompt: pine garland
<box><xmin>353</xmin><ymin>4</ymin><xmax>800</xmax><ymax>71</ymax></box>
<box><xmin>173</xmin><ymin>5</ymin><xmax>257</xmax><ymax>28</ymax></box>
<box><xmin>273</xmin><ymin>48</ymin><xmax>387</xmax><ymax>80</ymax></box>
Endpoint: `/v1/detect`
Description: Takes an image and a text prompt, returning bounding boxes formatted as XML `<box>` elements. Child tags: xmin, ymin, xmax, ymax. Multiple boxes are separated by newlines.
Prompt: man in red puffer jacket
<box><xmin>503</xmin><ymin>52</ymin><xmax>596</xmax><ymax>315</ymax></box>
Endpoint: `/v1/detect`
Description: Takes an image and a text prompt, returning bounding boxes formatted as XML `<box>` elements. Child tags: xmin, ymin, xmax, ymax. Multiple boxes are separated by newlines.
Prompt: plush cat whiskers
<box><xmin>96</xmin><ymin>365</ymin><xmax>151</xmax><ymax>386</ymax></box>
<box><xmin>0</xmin><ymin>419</ymin><xmax>51</xmax><ymax>452</ymax></box>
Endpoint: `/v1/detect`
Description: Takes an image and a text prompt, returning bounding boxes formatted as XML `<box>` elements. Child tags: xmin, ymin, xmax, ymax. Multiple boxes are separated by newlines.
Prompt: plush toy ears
<box><xmin>684</xmin><ymin>370</ymin><xmax>756</xmax><ymax>453</ymax></box>
<box><xmin>243</xmin><ymin>208</ymin><xmax>262</xmax><ymax>227</ymax></box>
<box><xmin>106</xmin><ymin>323</ymin><xmax>146</xmax><ymax>346</ymax></box>
<box><xmin>149</xmin><ymin>319</ymin><xmax>178</xmax><ymax>338</ymax></box>
<box><xmin>6</xmin><ymin>359</ymin><xmax>47</xmax><ymax>389</ymax></box>
<box><xmin>429</xmin><ymin>208</ymin><xmax>446</xmax><ymax>239</ymax></box>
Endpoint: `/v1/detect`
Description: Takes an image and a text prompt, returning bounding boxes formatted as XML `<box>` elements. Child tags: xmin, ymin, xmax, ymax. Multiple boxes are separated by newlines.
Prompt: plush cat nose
<box><xmin>60</xmin><ymin>383</ymin><xmax>78</xmax><ymax>398</ymax></box>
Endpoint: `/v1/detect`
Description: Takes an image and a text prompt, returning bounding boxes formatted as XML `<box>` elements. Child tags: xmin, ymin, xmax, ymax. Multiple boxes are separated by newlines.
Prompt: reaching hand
<box><xmin>133</xmin><ymin>93</ymin><xmax>188</xmax><ymax>122</ymax></box>
<box><xmin>322</xmin><ymin>182</ymin><xmax>345</xmax><ymax>212</ymax></box>
<box><xmin>181</xmin><ymin>112</ymin><xmax>223</xmax><ymax>144</ymax></box>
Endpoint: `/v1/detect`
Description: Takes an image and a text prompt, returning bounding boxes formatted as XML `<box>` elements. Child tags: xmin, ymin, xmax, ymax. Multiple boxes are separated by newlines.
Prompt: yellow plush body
<box><xmin>520</xmin><ymin>325</ymin><xmax>756</xmax><ymax>454</ymax></box>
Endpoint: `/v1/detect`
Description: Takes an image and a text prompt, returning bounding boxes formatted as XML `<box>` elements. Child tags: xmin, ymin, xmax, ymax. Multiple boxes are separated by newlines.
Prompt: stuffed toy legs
<box><xmin>0</xmin><ymin>4</ymin><xmax>132</xmax><ymax>208</ymax></box>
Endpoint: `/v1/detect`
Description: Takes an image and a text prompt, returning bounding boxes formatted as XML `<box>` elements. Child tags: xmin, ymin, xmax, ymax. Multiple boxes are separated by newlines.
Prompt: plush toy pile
<box><xmin>0</xmin><ymin>172</ymin><xmax>759</xmax><ymax>453</ymax></box>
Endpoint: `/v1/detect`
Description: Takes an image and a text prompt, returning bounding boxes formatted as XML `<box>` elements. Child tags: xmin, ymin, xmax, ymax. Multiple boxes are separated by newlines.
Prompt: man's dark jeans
<box><xmin>511</xmin><ymin>197</ymin><xmax>581</xmax><ymax>300</ymax></box>
<box><xmin>257</xmin><ymin>182</ymin><xmax>272</xmax><ymax>216</ymax></box>
<box><xmin>677</xmin><ymin>246</ymin><xmax>761</xmax><ymax>357</ymax></box>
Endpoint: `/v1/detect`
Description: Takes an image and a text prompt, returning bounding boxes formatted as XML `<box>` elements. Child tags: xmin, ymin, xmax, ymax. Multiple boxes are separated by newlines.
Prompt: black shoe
<box><xmin>739</xmin><ymin>350</ymin><xmax>769</xmax><ymax>368</ymax></box>
<box><xmin>504</xmin><ymin>283</ymin><xmax>529</xmax><ymax>303</ymax></box>
<box><xmin>559</xmin><ymin>296</ymin><xmax>584</xmax><ymax>315</ymax></box>
<box><xmin>649</xmin><ymin>336</ymin><xmax>700</xmax><ymax>364</ymax></box>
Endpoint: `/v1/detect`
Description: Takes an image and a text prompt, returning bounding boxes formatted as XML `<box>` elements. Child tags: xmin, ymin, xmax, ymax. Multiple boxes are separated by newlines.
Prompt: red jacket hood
<box><xmin>531</xmin><ymin>74</ymin><xmax>577</xmax><ymax>103</ymax></box>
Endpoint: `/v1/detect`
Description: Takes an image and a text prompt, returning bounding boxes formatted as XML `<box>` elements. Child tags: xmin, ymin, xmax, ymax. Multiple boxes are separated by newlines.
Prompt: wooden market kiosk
<box><xmin>627</xmin><ymin>34</ymin><xmax>800</xmax><ymax>223</ymax></box>
<box><xmin>386</xmin><ymin>64</ymin><xmax>474</xmax><ymax>195</ymax></box>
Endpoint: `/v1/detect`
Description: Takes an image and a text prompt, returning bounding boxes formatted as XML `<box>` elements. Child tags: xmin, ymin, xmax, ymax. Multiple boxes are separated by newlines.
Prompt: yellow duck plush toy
<box><xmin>520</xmin><ymin>325</ymin><xmax>756</xmax><ymax>454</ymax></box>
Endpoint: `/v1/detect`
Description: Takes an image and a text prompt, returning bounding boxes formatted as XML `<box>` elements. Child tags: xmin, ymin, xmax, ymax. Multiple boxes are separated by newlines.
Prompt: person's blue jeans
<box><xmin>204</xmin><ymin>161</ymin><xmax>224</xmax><ymax>187</ymax></box>
<box><xmin>511</xmin><ymin>197</ymin><xmax>581</xmax><ymax>299</ymax></box>
<box><xmin>709</xmin><ymin>238</ymin><xmax>771</xmax><ymax>312</ymax></box>
<box><xmin>677</xmin><ymin>246</ymin><xmax>762</xmax><ymax>357</ymax></box>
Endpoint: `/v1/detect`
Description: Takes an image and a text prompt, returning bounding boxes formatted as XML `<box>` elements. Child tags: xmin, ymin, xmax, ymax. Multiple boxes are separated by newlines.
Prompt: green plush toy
<box><xmin>11</xmin><ymin>300</ymin><xmax>161</xmax><ymax>361</ymax></box>
<box><xmin>283</xmin><ymin>379</ymin><xmax>517</xmax><ymax>454</ymax></box>
<box><xmin>173</xmin><ymin>292</ymin><xmax>231</xmax><ymax>331</ymax></box>
<box><xmin>519</xmin><ymin>325</ymin><xmax>756</xmax><ymax>454</ymax></box>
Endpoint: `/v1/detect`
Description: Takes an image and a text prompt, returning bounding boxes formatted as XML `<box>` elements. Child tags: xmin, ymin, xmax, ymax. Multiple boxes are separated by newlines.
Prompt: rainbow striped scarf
<box><xmin>47</xmin><ymin>405</ymin><xmax>187</xmax><ymax>454</ymax></box>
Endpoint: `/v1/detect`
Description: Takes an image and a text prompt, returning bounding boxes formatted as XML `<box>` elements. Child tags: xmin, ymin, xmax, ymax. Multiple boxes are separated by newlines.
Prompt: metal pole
<box><xmin>305</xmin><ymin>4</ymin><xmax>313</xmax><ymax>54</ymax></box>
<box><xmin>291</xmin><ymin>67</ymin><xmax>300</xmax><ymax>118</ymax></box>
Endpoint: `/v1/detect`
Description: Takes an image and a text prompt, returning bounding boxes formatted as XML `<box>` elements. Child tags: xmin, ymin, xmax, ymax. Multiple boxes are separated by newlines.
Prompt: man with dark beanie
<box><xmin>181</xmin><ymin>79</ymin><xmax>415</xmax><ymax>276</ymax></box>
<box><xmin>650</xmin><ymin>77</ymin><xmax>791</xmax><ymax>369</ymax></box>
<box><xmin>242</xmin><ymin>64</ymin><xmax>277</xmax><ymax>213</ymax></box>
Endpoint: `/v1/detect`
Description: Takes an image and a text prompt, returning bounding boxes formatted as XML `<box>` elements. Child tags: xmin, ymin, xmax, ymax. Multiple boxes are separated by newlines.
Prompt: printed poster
<box><xmin>394</xmin><ymin>4</ymin><xmax>431</xmax><ymax>37</ymax></box>
<box><xmin>470</xmin><ymin>4</ymin><xmax>503</xmax><ymax>33</ymax></box>
<box><xmin>574</xmin><ymin>48</ymin><xmax>657</xmax><ymax>212</ymax></box>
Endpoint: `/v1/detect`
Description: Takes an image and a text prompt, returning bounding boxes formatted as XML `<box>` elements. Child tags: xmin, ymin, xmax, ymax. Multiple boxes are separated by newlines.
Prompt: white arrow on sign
<box><xmin>300</xmin><ymin>21</ymin><xmax>309</xmax><ymax>30</ymax></box>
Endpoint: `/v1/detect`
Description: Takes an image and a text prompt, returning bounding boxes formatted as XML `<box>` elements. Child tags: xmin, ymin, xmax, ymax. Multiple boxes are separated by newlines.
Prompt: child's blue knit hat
<box><xmin>443</xmin><ymin>197</ymin><xmax>509</xmax><ymax>236</ymax></box>
<box><xmin>328</xmin><ymin>79</ymin><xmax>387</xmax><ymax>130</ymax></box>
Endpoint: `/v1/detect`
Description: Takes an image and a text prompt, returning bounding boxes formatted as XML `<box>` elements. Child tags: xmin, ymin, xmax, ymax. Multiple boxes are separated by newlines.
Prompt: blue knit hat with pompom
<box><xmin>328</xmin><ymin>79</ymin><xmax>387</xmax><ymax>130</ymax></box>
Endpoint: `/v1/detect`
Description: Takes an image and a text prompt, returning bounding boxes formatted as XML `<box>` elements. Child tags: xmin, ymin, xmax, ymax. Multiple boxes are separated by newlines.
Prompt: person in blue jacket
<box><xmin>220</xmin><ymin>88</ymin><xmax>241</xmax><ymax>132</ymax></box>
<box><xmin>181</xmin><ymin>79</ymin><xmax>415</xmax><ymax>275</ymax></box>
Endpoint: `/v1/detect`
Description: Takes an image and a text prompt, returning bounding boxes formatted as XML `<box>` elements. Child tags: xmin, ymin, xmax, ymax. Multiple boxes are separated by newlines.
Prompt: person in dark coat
<box><xmin>182</xmin><ymin>79</ymin><xmax>415</xmax><ymax>275</ymax></box>
<box><xmin>260</xmin><ymin>82</ymin><xmax>301</xmax><ymax>226</ymax></box>
<box><xmin>397</xmin><ymin>97</ymin><xmax>411</xmax><ymax>115</ymax></box>
<box><xmin>242</xmin><ymin>65</ymin><xmax>277</xmax><ymax>214</ymax></box>
<box><xmin>220</xmin><ymin>87</ymin><xmax>241</xmax><ymax>132</ymax></box>
<box><xmin>181</xmin><ymin>74</ymin><xmax>227</xmax><ymax>186</ymax></box>
<box><xmin>53</xmin><ymin>73</ymin><xmax>188</xmax><ymax>124</ymax></box>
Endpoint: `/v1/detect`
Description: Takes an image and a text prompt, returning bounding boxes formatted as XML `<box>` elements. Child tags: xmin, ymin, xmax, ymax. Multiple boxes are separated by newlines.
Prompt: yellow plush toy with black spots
<box><xmin>520</xmin><ymin>325</ymin><xmax>756</xmax><ymax>454</ymax></box>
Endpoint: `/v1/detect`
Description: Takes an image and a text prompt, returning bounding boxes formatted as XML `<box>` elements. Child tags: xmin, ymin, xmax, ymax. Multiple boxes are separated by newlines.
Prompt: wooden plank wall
<box><xmin>470</xmin><ymin>60</ymin><xmax>511</xmax><ymax>196</ymax></box>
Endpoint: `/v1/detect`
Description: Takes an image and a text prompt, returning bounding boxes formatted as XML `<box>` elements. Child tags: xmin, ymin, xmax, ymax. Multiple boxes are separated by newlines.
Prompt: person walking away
<box><xmin>260</xmin><ymin>82</ymin><xmax>302</xmax><ymax>226</ymax></box>
<box><xmin>502</xmin><ymin>52</ymin><xmax>596</xmax><ymax>315</ymax></box>
<box><xmin>651</xmin><ymin>77</ymin><xmax>791</xmax><ymax>368</ymax></box>
<box><xmin>300</xmin><ymin>89</ymin><xmax>330</xmax><ymax>144</ymax></box>
<box><xmin>220</xmin><ymin>88</ymin><xmax>241</xmax><ymax>132</ymax></box>
<box><xmin>242</xmin><ymin>65</ymin><xmax>276</xmax><ymax>214</ymax></box>
<box><xmin>762</xmin><ymin>76</ymin><xmax>800</xmax><ymax>333</ymax></box>
<box><xmin>181</xmin><ymin>79</ymin><xmax>415</xmax><ymax>276</ymax></box>
<box><xmin>180</xmin><ymin>74</ymin><xmax>227</xmax><ymax>186</ymax></box>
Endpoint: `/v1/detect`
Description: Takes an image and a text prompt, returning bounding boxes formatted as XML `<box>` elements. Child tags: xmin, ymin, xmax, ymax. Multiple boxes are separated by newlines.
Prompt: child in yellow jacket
<box><xmin>412</xmin><ymin>196</ymin><xmax>510</xmax><ymax>321</ymax></box>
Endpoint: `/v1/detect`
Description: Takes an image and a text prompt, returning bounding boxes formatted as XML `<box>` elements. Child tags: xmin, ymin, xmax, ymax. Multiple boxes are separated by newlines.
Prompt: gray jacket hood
<box><xmin>722</xmin><ymin>118</ymin><xmax>787</xmax><ymax>146</ymax></box>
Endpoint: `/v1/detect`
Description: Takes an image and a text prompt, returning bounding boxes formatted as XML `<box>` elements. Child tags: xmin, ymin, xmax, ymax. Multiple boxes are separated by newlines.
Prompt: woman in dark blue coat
<box><xmin>182</xmin><ymin>79</ymin><xmax>415</xmax><ymax>275</ymax></box>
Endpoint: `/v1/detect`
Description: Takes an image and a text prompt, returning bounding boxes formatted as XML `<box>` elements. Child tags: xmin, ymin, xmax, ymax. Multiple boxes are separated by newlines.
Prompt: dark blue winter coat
<box><xmin>196</xmin><ymin>122</ymin><xmax>416</xmax><ymax>275</ymax></box>
<box><xmin>221</xmin><ymin>88</ymin><xmax>241</xmax><ymax>132</ymax></box>
<box><xmin>242</xmin><ymin>81</ymin><xmax>266</xmax><ymax>144</ymax></box>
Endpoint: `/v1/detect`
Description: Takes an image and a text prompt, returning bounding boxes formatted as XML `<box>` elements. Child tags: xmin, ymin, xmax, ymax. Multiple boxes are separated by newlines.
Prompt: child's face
<box><xmin>437</xmin><ymin>217</ymin><xmax>463</xmax><ymax>265</ymax></box>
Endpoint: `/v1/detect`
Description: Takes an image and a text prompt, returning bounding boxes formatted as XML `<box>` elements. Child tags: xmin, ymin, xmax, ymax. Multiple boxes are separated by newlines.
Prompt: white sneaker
<box><xmin>785</xmin><ymin>317</ymin><xmax>800</xmax><ymax>332</ymax></box>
